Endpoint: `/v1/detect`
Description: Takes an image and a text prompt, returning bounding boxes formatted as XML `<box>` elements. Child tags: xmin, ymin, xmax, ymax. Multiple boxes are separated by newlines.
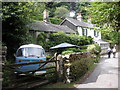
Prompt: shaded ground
<box><xmin>76</xmin><ymin>52</ymin><xmax>119</xmax><ymax>88</ymax></box>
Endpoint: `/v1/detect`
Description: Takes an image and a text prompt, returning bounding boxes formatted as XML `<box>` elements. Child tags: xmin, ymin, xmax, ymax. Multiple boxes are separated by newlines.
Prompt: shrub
<box><xmin>46</xmin><ymin>65</ymin><xmax>58</xmax><ymax>82</ymax></box>
<box><xmin>70</xmin><ymin>57</ymin><xmax>93</xmax><ymax>81</ymax></box>
<box><xmin>87</xmin><ymin>44</ymin><xmax>101</xmax><ymax>63</ymax></box>
<box><xmin>37</xmin><ymin>32</ymin><xmax>47</xmax><ymax>48</ymax></box>
<box><xmin>62</xmin><ymin>50</ymin><xmax>74</xmax><ymax>55</ymax></box>
<box><xmin>50</xmin><ymin>17</ymin><xmax>62</xmax><ymax>24</ymax></box>
<box><xmin>87</xmin><ymin>44</ymin><xmax>101</xmax><ymax>55</ymax></box>
<box><xmin>37</xmin><ymin>32</ymin><xmax>93</xmax><ymax>51</ymax></box>
<box><xmin>62</xmin><ymin>48</ymin><xmax>87</xmax><ymax>55</ymax></box>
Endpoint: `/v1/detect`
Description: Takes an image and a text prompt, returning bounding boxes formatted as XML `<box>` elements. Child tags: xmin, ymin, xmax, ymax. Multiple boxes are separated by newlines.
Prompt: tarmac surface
<box><xmin>76</xmin><ymin>52</ymin><xmax>119</xmax><ymax>89</ymax></box>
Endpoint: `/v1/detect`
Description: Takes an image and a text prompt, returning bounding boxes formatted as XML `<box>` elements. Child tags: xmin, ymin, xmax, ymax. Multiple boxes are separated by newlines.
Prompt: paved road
<box><xmin>76</xmin><ymin>52</ymin><xmax>119</xmax><ymax>88</ymax></box>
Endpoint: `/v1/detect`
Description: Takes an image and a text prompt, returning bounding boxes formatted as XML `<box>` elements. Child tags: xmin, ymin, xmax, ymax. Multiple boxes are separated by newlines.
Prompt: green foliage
<box><xmin>37</xmin><ymin>32</ymin><xmax>47</xmax><ymax>46</ymax></box>
<box><xmin>50</xmin><ymin>17</ymin><xmax>62</xmax><ymax>24</ymax></box>
<box><xmin>101</xmin><ymin>30</ymin><xmax>120</xmax><ymax>44</ymax></box>
<box><xmin>110</xmin><ymin>31</ymin><xmax>120</xmax><ymax>44</ymax></box>
<box><xmin>93</xmin><ymin>56</ymin><xmax>100</xmax><ymax>63</ymax></box>
<box><xmin>37</xmin><ymin>32</ymin><xmax>93</xmax><ymax>51</ymax></box>
<box><xmin>75</xmin><ymin>2</ymin><xmax>90</xmax><ymax>21</ymax></box>
<box><xmin>70</xmin><ymin>57</ymin><xmax>93</xmax><ymax>81</ymax></box>
<box><xmin>87</xmin><ymin>2</ymin><xmax>119</xmax><ymax>28</ymax></box>
<box><xmin>86</xmin><ymin>2</ymin><xmax>120</xmax><ymax>44</ymax></box>
<box><xmin>3</xmin><ymin>67</ymin><xmax>16</xmax><ymax>87</ymax></box>
<box><xmin>54</xmin><ymin>6</ymin><xmax>69</xmax><ymax>19</ymax></box>
<box><xmin>46</xmin><ymin>65</ymin><xmax>57</xmax><ymax>82</ymax></box>
<box><xmin>2</xmin><ymin>2</ymin><xmax>44</xmax><ymax>60</ymax></box>
<box><xmin>87</xmin><ymin>44</ymin><xmax>101</xmax><ymax>55</ymax></box>
<box><xmin>62</xmin><ymin>50</ymin><xmax>74</xmax><ymax>55</ymax></box>
<box><xmin>45</xmin><ymin>2</ymin><xmax>89</xmax><ymax>20</ymax></box>
<box><xmin>3</xmin><ymin>69</ymin><xmax>12</xmax><ymax>87</ymax></box>
<box><xmin>62</xmin><ymin>47</ymin><xmax>87</xmax><ymax>55</ymax></box>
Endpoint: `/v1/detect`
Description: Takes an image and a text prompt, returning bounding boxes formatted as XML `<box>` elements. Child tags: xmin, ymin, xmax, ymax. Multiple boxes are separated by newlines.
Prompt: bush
<box><xmin>70</xmin><ymin>57</ymin><xmax>93</xmax><ymax>81</ymax></box>
<box><xmin>62</xmin><ymin>50</ymin><xmax>74</xmax><ymax>55</ymax></box>
<box><xmin>46</xmin><ymin>65</ymin><xmax>58</xmax><ymax>82</ymax></box>
<box><xmin>62</xmin><ymin>48</ymin><xmax>87</xmax><ymax>55</ymax></box>
<box><xmin>87</xmin><ymin>44</ymin><xmax>101</xmax><ymax>55</ymax></box>
<box><xmin>50</xmin><ymin>17</ymin><xmax>62</xmax><ymax>24</ymax></box>
<box><xmin>37</xmin><ymin>32</ymin><xmax>47</xmax><ymax>47</ymax></box>
<box><xmin>87</xmin><ymin>44</ymin><xmax>101</xmax><ymax>63</ymax></box>
<box><xmin>37</xmin><ymin>32</ymin><xmax>93</xmax><ymax>51</ymax></box>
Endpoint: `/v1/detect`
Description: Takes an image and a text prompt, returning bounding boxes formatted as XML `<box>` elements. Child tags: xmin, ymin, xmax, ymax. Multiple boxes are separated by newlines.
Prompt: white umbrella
<box><xmin>50</xmin><ymin>43</ymin><xmax>79</xmax><ymax>49</ymax></box>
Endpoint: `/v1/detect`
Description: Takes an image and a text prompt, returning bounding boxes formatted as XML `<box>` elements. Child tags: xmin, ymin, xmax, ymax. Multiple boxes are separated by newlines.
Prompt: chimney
<box><xmin>77</xmin><ymin>13</ymin><xmax>82</xmax><ymax>22</ymax></box>
<box><xmin>43</xmin><ymin>9</ymin><xmax>49</xmax><ymax>22</ymax></box>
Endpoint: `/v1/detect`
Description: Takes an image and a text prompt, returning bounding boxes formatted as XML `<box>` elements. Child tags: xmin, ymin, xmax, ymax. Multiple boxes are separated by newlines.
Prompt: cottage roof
<box><xmin>60</xmin><ymin>18</ymin><xmax>95</xmax><ymax>28</ymax></box>
<box><xmin>29</xmin><ymin>21</ymin><xmax>75</xmax><ymax>34</ymax></box>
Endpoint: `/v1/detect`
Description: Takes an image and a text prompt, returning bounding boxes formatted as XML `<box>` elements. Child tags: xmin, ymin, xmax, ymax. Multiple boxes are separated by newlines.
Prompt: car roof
<box><xmin>19</xmin><ymin>44</ymin><xmax>43</xmax><ymax>49</ymax></box>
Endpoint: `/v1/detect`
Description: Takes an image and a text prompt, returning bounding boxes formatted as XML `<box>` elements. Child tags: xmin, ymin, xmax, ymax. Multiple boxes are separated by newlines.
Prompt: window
<box><xmin>82</xmin><ymin>28</ymin><xmax>87</xmax><ymax>36</ymax></box>
<box><xmin>16</xmin><ymin>48</ymin><xmax>23</xmax><ymax>57</ymax></box>
<box><xmin>94</xmin><ymin>30</ymin><xmax>99</xmax><ymax>37</ymax></box>
<box><xmin>16</xmin><ymin>47</ymin><xmax>46</xmax><ymax>57</ymax></box>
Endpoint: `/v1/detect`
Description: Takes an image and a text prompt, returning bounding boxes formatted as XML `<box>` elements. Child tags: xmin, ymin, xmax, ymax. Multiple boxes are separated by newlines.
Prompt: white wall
<box><xmin>77</xmin><ymin>26</ymin><xmax>101</xmax><ymax>40</ymax></box>
<box><xmin>77</xmin><ymin>27</ymin><xmax>83</xmax><ymax>36</ymax></box>
<box><xmin>77</xmin><ymin>26</ymin><xmax>109</xmax><ymax>54</ymax></box>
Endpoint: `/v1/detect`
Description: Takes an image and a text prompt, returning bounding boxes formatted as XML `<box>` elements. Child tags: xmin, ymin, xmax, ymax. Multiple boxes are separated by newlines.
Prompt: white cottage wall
<box><xmin>78</xmin><ymin>27</ymin><xmax>102</xmax><ymax>41</ymax></box>
<box><xmin>77</xmin><ymin>27</ymin><xmax>83</xmax><ymax>36</ymax></box>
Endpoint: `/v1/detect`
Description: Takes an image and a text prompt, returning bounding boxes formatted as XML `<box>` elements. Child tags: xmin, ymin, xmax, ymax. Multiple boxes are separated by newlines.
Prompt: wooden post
<box><xmin>53</xmin><ymin>53</ymin><xmax>64</xmax><ymax>82</ymax></box>
<box><xmin>57</xmin><ymin>54</ymin><xmax>63</xmax><ymax>82</ymax></box>
<box><xmin>63</xmin><ymin>57</ymin><xmax>71</xmax><ymax>83</ymax></box>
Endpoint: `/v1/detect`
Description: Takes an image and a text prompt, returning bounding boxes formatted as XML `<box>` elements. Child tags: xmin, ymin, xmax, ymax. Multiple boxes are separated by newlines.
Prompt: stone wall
<box><xmin>0</xmin><ymin>46</ymin><xmax>7</xmax><ymax>63</ymax></box>
<box><xmin>64</xmin><ymin>51</ymin><xmax>91</xmax><ymax>62</ymax></box>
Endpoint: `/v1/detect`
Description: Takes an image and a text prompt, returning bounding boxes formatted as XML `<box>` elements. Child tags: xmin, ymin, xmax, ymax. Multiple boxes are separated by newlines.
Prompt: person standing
<box><xmin>112</xmin><ymin>46</ymin><xmax>116</xmax><ymax>58</ymax></box>
<box><xmin>107</xmin><ymin>47</ymin><xmax>112</xmax><ymax>58</ymax></box>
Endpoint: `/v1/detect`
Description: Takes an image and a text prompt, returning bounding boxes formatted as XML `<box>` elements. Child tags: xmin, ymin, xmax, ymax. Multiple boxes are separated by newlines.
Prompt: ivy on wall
<box><xmin>37</xmin><ymin>32</ymin><xmax>93</xmax><ymax>51</ymax></box>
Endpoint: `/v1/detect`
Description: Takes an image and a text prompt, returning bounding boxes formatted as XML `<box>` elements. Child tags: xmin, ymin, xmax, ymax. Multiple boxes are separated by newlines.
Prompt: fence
<box><xmin>2</xmin><ymin>56</ymin><xmax>58</xmax><ymax>88</ymax></box>
<box><xmin>3</xmin><ymin>51</ymin><xmax>94</xmax><ymax>88</ymax></box>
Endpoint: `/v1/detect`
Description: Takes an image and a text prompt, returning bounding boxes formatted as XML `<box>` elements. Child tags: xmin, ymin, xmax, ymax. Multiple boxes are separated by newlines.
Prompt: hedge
<box><xmin>37</xmin><ymin>32</ymin><xmax>93</xmax><ymax>51</ymax></box>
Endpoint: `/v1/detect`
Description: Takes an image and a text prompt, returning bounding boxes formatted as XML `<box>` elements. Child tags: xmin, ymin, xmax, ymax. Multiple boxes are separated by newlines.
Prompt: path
<box><xmin>76</xmin><ymin>52</ymin><xmax>119</xmax><ymax>88</ymax></box>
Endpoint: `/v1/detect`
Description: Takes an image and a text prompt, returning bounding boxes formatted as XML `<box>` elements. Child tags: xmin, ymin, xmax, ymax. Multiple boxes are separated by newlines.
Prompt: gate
<box><xmin>2</xmin><ymin>56</ymin><xmax>59</xmax><ymax>88</ymax></box>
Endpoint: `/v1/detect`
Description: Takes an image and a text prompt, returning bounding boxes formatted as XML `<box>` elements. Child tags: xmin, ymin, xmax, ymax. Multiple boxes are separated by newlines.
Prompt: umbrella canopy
<box><xmin>50</xmin><ymin>43</ymin><xmax>79</xmax><ymax>49</ymax></box>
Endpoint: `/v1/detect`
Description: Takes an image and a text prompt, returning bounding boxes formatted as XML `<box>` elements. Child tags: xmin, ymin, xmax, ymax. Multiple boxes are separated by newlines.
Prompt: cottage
<box><xmin>60</xmin><ymin>14</ymin><xmax>109</xmax><ymax>54</ymax></box>
<box><xmin>60</xmin><ymin>17</ymin><xmax>101</xmax><ymax>40</ymax></box>
<box><xmin>29</xmin><ymin>21</ymin><xmax>75</xmax><ymax>38</ymax></box>
<box><xmin>28</xmin><ymin>9</ymin><xmax>75</xmax><ymax>38</ymax></box>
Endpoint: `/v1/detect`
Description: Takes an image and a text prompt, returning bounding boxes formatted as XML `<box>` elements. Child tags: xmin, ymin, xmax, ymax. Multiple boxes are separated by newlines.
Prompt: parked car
<box><xmin>15</xmin><ymin>44</ymin><xmax>46</xmax><ymax>75</ymax></box>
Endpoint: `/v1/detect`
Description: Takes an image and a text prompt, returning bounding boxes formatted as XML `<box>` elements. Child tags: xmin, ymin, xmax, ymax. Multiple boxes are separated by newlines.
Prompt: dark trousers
<box><xmin>108</xmin><ymin>52</ymin><xmax>111</xmax><ymax>58</ymax></box>
<box><xmin>113</xmin><ymin>52</ymin><xmax>116</xmax><ymax>58</ymax></box>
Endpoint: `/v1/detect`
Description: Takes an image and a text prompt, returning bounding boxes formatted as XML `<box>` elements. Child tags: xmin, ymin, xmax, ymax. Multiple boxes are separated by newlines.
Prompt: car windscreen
<box><xmin>16</xmin><ymin>47</ymin><xmax>45</xmax><ymax>57</ymax></box>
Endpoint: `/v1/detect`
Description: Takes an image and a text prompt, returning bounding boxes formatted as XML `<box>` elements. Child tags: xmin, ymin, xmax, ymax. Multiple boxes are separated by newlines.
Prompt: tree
<box><xmin>2</xmin><ymin>2</ymin><xmax>45</xmax><ymax>60</ymax></box>
<box><xmin>45</xmin><ymin>2</ymin><xmax>71</xmax><ymax>17</ymax></box>
<box><xmin>75</xmin><ymin>2</ymin><xmax>90</xmax><ymax>21</ymax></box>
<box><xmin>54</xmin><ymin>6</ymin><xmax>69</xmax><ymax>19</ymax></box>
<box><xmin>86</xmin><ymin>2</ymin><xmax>120</xmax><ymax>44</ymax></box>
<box><xmin>30</xmin><ymin>2</ymin><xmax>45</xmax><ymax>21</ymax></box>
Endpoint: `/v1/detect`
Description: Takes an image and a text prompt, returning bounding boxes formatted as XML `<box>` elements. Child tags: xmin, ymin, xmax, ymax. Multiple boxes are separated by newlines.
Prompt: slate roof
<box><xmin>60</xmin><ymin>18</ymin><xmax>95</xmax><ymax>28</ymax></box>
<box><xmin>29</xmin><ymin>21</ymin><xmax>75</xmax><ymax>34</ymax></box>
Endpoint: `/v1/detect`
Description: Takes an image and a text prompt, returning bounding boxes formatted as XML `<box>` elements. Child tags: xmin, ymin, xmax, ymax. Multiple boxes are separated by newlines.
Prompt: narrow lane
<box><xmin>76</xmin><ymin>52</ymin><xmax>119</xmax><ymax>88</ymax></box>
